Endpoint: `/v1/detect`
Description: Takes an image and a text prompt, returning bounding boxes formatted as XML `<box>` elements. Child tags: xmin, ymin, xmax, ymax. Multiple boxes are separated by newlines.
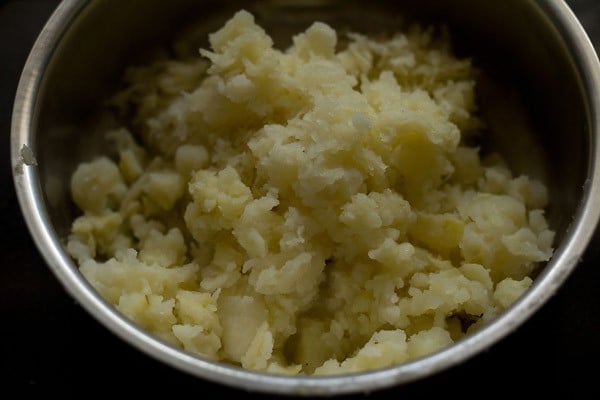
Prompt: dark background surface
<box><xmin>1</xmin><ymin>0</ymin><xmax>599</xmax><ymax>396</ymax></box>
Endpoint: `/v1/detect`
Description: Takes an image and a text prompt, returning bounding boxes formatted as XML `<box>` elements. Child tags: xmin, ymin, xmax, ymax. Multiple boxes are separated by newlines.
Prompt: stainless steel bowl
<box><xmin>11</xmin><ymin>0</ymin><xmax>600</xmax><ymax>396</ymax></box>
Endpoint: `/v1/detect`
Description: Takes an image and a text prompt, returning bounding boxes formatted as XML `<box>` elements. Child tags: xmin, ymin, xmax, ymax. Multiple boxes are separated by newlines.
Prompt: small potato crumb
<box><xmin>67</xmin><ymin>9</ymin><xmax>555</xmax><ymax>375</ymax></box>
<box><xmin>493</xmin><ymin>277</ymin><xmax>534</xmax><ymax>309</ymax></box>
<box><xmin>20</xmin><ymin>144</ymin><xmax>38</xmax><ymax>166</ymax></box>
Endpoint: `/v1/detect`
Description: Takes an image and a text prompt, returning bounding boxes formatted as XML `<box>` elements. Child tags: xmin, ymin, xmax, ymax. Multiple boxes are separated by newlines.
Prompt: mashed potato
<box><xmin>67</xmin><ymin>10</ymin><xmax>555</xmax><ymax>375</ymax></box>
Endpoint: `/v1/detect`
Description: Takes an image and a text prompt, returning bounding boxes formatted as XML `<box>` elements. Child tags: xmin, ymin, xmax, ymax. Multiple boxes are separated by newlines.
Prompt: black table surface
<box><xmin>2</xmin><ymin>0</ymin><xmax>599</xmax><ymax>396</ymax></box>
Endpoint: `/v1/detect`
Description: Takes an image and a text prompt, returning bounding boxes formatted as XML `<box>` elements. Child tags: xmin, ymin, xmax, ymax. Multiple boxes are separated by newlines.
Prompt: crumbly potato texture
<box><xmin>67</xmin><ymin>10</ymin><xmax>555</xmax><ymax>375</ymax></box>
